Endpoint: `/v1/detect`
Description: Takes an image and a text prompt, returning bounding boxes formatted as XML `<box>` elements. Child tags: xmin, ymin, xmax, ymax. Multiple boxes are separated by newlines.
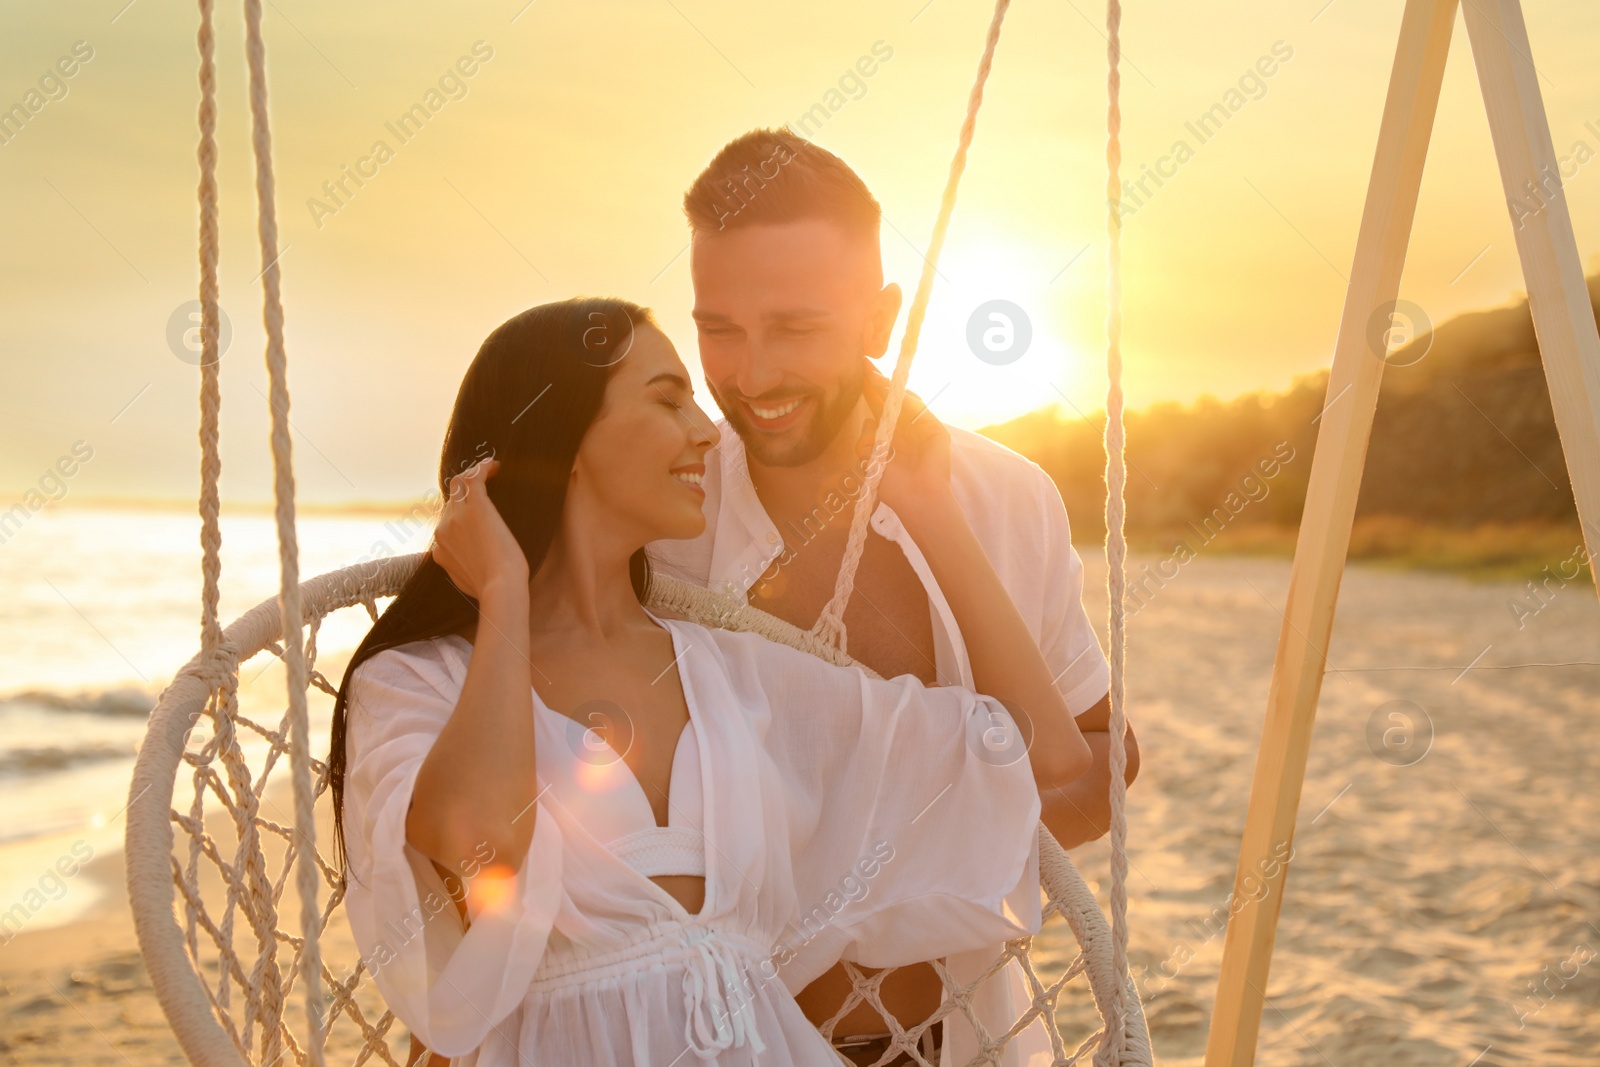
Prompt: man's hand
<box><xmin>1039</xmin><ymin>693</ymin><xmax>1142</xmax><ymax>849</ymax></box>
<box><xmin>856</xmin><ymin>367</ymin><xmax>953</xmax><ymax>525</ymax></box>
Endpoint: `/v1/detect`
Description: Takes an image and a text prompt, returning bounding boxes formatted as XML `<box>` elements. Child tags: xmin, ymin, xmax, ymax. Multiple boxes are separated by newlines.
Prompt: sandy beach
<box><xmin>1</xmin><ymin>552</ymin><xmax>1595</xmax><ymax>1066</ymax></box>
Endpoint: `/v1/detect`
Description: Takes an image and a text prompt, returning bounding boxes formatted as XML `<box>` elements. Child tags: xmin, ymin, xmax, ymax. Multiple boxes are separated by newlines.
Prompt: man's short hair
<box><xmin>682</xmin><ymin>127</ymin><xmax>880</xmax><ymax>243</ymax></box>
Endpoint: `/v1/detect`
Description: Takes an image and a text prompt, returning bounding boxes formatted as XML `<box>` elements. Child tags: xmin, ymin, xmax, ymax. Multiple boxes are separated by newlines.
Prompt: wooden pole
<box><xmin>1202</xmin><ymin>1</ymin><xmax>1461</xmax><ymax>1063</ymax></box>
<box><xmin>1462</xmin><ymin>0</ymin><xmax>1600</xmax><ymax>588</ymax></box>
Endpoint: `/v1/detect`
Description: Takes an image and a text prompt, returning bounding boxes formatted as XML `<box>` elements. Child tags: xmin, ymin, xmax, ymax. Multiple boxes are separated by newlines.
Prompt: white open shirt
<box><xmin>342</xmin><ymin>616</ymin><xmax>1043</xmax><ymax>1066</ymax></box>
<box><xmin>648</xmin><ymin>423</ymin><xmax>1112</xmax><ymax>1066</ymax></box>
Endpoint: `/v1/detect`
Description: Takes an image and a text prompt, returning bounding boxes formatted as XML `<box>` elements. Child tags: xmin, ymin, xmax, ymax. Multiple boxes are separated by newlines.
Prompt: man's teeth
<box><xmin>674</xmin><ymin>471</ymin><xmax>703</xmax><ymax>486</ymax></box>
<box><xmin>750</xmin><ymin>398</ymin><xmax>802</xmax><ymax>420</ymax></box>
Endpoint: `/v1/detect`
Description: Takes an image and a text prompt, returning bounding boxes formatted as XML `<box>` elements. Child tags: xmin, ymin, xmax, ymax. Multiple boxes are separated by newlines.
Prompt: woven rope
<box><xmin>129</xmin><ymin>553</ymin><xmax>1151</xmax><ymax>1065</ymax></box>
<box><xmin>234</xmin><ymin>0</ymin><xmax>323</xmax><ymax>1061</ymax></box>
<box><xmin>647</xmin><ymin>573</ymin><xmax>874</xmax><ymax>674</ymax></box>
<box><xmin>196</xmin><ymin>0</ymin><xmax>222</xmax><ymax>668</ymax></box>
<box><xmin>1100</xmin><ymin>0</ymin><xmax>1131</xmax><ymax>1060</ymax></box>
<box><xmin>194</xmin><ymin>2</ymin><xmax>292</xmax><ymax>1061</ymax></box>
<box><xmin>810</xmin><ymin>0</ymin><xmax>1134</xmax><ymax>1058</ymax></box>
<box><xmin>131</xmin><ymin>556</ymin><xmax>428</xmax><ymax>1066</ymax></box>
<box><xmin>810</xmin><ymin>0</ymin><xmax>1013</xmax><ymax>652</ymax></box>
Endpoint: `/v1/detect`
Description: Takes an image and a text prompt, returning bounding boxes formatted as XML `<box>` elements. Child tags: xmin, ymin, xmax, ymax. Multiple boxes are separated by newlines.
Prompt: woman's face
<box><xmin>569</xmin><ymin>324</ymin><xmax>720</xmax><ymax>546</ymax></box>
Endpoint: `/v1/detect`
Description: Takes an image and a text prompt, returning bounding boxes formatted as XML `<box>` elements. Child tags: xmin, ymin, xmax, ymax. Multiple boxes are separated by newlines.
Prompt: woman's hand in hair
<box><xmin>431</xmin><ymin>457</ymin><xmax>530</xmax><ymax>601</ymax></box>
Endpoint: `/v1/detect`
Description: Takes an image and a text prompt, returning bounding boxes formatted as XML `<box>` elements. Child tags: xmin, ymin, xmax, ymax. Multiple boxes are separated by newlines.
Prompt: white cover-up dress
<box><xmin>342</xmin><ymin>612</ymin><xmax>1043</xmax><ymax>1065</ymax></box>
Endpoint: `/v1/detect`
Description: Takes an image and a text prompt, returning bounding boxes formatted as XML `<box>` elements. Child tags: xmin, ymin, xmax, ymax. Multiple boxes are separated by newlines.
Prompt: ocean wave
<box><xmin>0</xmin><ymin>686</ymin><xmax>155</xmax><ymax>718</ymax></box>
<box><xmin>0</xmin><ymin>743</ymin><xmax>132</xmax><ymax>776</ymax></box>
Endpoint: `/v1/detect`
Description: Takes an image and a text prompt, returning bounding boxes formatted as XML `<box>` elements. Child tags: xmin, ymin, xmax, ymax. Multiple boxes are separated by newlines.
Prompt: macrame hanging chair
<box><xmin>126</xmin><ymin>0</ymin><xmax>1154</xmax><ymax>1064</ymax></box>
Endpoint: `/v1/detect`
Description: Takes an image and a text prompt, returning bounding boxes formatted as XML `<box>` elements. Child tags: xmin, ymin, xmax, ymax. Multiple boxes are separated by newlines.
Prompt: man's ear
<box><xmin>863</xmin><ymin>282</ymin><xmax>903</xmax><ymax>360</ymax></box>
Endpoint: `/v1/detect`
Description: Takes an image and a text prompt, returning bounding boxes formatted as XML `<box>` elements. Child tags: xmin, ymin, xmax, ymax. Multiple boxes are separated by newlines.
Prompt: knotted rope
<box><xmin>810</xmin><ymin>0</ymin><xmax>1013</xmax><ymax>651</ymax></box>
<box><xmin>235</xmin><ymin>1</ymin><xmax>323</xmax><ymax>1061</ymax></box>
<box><xmin>194</xmin><ymin>4</ymin><xmax>292</xmax><ymax>1063</ymax></box>
<box><xmin>188</xmin><ymin>4</ymin><xmax>326</xmax><ymax>1062</ymax></box>
<box><xmin>1101</xmin><ymin>0</ymin><xmax>1132</xmax><ymax>1060</ymax></box>
<box><xmin>196</xmin><ymin>0</ymin><xmax>223</xmax><ymax>671</ymax></box>
<box><xmin>808</xmin><ymin>0</ymin><xmax>1134</xmax><ymax>1060</ymax></box>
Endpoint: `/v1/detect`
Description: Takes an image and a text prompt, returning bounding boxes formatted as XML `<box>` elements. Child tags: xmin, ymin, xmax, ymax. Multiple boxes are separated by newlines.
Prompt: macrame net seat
<box><xmin>127</xmin><ymin>553</ymin><xmax>1151</xmax><ymax>1067</ymax></box>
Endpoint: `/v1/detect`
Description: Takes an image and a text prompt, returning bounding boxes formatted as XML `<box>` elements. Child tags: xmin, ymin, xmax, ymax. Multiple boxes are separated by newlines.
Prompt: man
<box><xmin>648</xmin><ymin>128</ymin><xmax>1140</xmax><ymax>1066</ymax></box>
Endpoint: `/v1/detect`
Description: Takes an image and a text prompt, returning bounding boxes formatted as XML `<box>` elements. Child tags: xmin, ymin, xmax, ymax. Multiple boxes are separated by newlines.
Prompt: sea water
<box><xmin>0</xmin><ymin>504</ymin><xmax>434</xmax><ymax>930</ymax></box>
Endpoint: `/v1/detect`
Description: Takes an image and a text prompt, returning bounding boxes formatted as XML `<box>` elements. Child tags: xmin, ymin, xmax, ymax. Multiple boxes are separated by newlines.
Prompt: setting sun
<box><xmin>891</xmin><ymin>233</ymin><xmax>1105</xmax><ymax>430</ymax></box>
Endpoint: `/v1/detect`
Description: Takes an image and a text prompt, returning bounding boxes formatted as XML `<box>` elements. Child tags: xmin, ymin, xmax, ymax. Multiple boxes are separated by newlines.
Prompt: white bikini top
<box><xmin>530</xmin><ymin>700</ymin><xmax>707</xmax><ymax>879</ymax></box>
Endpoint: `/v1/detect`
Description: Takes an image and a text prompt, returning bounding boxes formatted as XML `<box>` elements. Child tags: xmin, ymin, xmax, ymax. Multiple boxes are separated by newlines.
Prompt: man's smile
<box><xmin>741</xmin><ymin>395</ymin><xmax>811</xmax><ymax>432</ymax></box>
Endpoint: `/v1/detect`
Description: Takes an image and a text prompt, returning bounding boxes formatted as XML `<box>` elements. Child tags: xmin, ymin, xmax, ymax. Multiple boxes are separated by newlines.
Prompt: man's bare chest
<box><xmin>748</xmin><ymin>527</ymin><xmax>940</xmax><ymax>685</ymax></box>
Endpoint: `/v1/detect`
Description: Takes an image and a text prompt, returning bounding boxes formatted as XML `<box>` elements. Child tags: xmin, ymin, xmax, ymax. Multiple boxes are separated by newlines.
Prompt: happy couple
<box><xmin>331</xmin><ymin>127</ymin><xmax>1139</xmax><ymax>1067</ymax></box>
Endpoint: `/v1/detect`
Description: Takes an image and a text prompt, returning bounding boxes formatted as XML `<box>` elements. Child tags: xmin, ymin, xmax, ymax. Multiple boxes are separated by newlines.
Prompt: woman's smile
<box><xmin>671</xmin><ymin>464</ymin><xmax>706</xmax><ymax>499</ymax></box>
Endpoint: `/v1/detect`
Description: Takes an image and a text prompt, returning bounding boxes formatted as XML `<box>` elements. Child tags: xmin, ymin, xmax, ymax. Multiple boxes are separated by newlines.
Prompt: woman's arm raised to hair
<box><xmin>404</xmin><ymin>458</ymin><xmax>541</xmax><ymax>882</ymax></box>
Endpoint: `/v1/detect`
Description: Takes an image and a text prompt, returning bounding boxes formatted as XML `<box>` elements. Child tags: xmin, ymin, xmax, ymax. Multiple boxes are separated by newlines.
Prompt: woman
<box><xmin>332</xmin><ymin>297</ymin><xmax>1092</xmax><ymax>1066</ymax></box>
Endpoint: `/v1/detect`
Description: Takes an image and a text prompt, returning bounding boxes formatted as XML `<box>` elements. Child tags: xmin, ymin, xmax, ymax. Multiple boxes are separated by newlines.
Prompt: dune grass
<box><xmin>1120</xmin><ymin>517</ymin><xmax>1593</xmax><ymax>583</ymax></box>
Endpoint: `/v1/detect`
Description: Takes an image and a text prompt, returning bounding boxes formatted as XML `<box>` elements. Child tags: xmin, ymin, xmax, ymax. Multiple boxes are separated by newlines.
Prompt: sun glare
<box><xmin>890</xmin><ymin>234</ymin><xmax>1102</xmax><ymax>432</ymax></box>
<box><xmin>575</xmin><ymin>752</ymin><xmax>630</xmax><ymax>796</ymax></box>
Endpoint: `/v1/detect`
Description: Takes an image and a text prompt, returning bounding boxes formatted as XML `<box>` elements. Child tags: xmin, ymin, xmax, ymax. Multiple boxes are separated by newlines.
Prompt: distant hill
<box><xmin>980</xmin><ymin>276</ymin><xmax>1598</xmax><ymax>573</ymax></box>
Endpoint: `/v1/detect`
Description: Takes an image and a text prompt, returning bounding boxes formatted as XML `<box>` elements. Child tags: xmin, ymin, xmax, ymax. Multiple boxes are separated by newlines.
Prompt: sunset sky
<box><xmin>2</xmin><ymin>0</ymin><xmax>1598</xmax><ymax>506</ymax></box>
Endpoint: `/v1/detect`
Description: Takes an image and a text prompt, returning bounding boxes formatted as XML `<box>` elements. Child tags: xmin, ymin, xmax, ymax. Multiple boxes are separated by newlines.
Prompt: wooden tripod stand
<box><xmin>1204</xmin><ymin>0</ymin><xmax>1600</xmax><ymax>1062</ymax></box>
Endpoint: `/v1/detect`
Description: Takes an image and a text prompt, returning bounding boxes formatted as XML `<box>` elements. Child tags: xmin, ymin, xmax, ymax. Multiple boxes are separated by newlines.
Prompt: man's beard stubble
<box><xmin>710</xmin><ymin>359</ymin><xmax>867</xmax><ymax>469</ymax></box>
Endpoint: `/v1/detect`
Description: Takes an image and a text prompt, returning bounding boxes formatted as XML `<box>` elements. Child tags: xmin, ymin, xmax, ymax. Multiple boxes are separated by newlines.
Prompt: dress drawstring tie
<box><xmin>680</xmin><ymin>925</ymin><xmax>767</xmax><ymax>1058</ymax></box>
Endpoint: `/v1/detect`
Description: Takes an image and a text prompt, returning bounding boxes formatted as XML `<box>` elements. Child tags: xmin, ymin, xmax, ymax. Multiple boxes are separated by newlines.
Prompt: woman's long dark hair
<box><xmin>330</xmin><ymin>296</ymin><xmax>655</xmax><ymax>874</ymax></box>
